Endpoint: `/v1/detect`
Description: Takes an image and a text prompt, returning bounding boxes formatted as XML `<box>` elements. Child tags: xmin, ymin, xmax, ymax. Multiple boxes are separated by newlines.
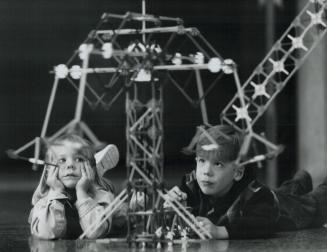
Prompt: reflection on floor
<box><xmin>1</xmin><ymin>171</ymin><xmax>327</xmax><ymax>252</ymax></box>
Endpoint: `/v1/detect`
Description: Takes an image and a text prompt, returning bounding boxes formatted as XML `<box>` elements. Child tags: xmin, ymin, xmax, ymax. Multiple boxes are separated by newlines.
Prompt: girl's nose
<box><xmin>65</xmin><ymin>159</ymin><xmax>75</xmax><ymax>169</ymax></box>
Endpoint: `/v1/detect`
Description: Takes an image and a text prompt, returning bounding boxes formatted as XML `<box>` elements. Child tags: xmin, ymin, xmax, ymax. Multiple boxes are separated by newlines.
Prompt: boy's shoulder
<box><xmin>183</xmin><ymin>170</ymin><xmax>197</xmax><ymax>185</ymax></box>
<box><xmin>181</xmin><ymin>170</ymin><xmax>199</xmax><ymax>192</ymax></box>
<box><xmin>239</xmin><ymin>180</ymin><xmax>277</xmax><ymax>206</ymax></box>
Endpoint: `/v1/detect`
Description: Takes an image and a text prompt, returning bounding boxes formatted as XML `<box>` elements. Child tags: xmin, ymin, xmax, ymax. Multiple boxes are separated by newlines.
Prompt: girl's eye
<box><xmin>58</xmin><ymin>158</ymin><xmax>66</xmax><ymax>164</ymax></box>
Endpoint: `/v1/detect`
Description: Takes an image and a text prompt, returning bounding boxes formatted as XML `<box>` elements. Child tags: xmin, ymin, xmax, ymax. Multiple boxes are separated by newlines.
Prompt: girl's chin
<box><xmin>62</xmin><ymin>181</ymin><xmax>78</xmax><ymax>189</ymax></box>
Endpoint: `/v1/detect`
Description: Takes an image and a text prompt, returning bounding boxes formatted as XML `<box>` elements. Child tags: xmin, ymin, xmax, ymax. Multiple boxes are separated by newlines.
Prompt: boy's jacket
<box><xmin>180</xmin><ymin>171</ymin><xmax>279</xmax><ymax>238</ymax></box>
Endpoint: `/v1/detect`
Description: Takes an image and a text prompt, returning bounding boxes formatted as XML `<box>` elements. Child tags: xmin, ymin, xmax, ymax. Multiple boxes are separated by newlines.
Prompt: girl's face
<box><xmin>51</xmin><ymin>140</ymin><xmax>86</xmax><ymax>189</ymax></box>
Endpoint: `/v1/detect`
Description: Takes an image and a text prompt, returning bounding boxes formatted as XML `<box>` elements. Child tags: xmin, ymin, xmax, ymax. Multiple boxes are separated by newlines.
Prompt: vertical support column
<box><xmin>264</xmin><ymin>0</ymin><xmax>278</xmax><ymax>188</ymax></box>
<box><xmin>126</xmin><ymin>79</ymin><xmax>164</xmax><ymax>241</ymax></box>
<box><xmin>298</xmin><ymin>1</ymin><xmax>327</xmax><ymax>187</ymax></box>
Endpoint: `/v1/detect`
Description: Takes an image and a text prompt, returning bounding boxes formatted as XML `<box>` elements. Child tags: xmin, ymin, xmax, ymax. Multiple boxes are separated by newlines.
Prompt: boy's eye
<box><xmin>197</xmin><ymin>158</ymin><xmax>205</xmax><ymax>163</ymax></box>
<box><xmin>214</xmin><ymin>162</ymin><xmax>224</xmax><ymax>167</ymax></box>
<box><xmin>75</xmin><ymin>157</ymin><xmax>85</xmax><ymax>163</ymax></box>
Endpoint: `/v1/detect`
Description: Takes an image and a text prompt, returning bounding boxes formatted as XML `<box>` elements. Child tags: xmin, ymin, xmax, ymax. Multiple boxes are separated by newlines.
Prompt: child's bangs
<box><xmin>196</xmin><ymin>143</ymin><xmax>238</xmax><ymax>164</ymax></box>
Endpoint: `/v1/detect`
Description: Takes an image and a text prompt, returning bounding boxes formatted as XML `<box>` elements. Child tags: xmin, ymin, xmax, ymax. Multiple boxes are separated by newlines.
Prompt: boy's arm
<box><xmin>222</xmin><ymin>187</ymin><xmax>279</xmax><ymax>239</ymax></box>
<box><xmin>196</xmin><ymin>216</ymin><xmax>229</xmax><ymax>239</ymax></box>
<box><xmin>75</xmin><ymin>190</ymin><xmax>115</xmax><ymax>239</ymax></box>
<box><xmin>29</xmin><ymin>189</ymin><xmax>68</xmax><ymax>239</ymax></box>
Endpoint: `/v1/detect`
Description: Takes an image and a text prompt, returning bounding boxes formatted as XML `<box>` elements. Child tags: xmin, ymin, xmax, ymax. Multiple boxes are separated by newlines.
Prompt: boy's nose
<box><xmin>202</xmin><ymin>161</ymin><xmax>213</xmax><ymax>175</ymax></box>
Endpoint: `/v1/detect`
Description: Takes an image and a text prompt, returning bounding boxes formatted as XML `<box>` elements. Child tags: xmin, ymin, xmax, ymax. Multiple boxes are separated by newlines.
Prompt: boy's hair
<box><xmin>196</xmin><ymin>125</ymin><xmax>255</xmax><ymax>181</ymax></box>
<box><xmin>196</xmin><ymin>125</ymin><xmax>243</xmax><ymax>164</ymax></box>
<box><xmin>45</xmin><ymin>133</ymin><xmax>96</xmax><ymax>168</ymax></box>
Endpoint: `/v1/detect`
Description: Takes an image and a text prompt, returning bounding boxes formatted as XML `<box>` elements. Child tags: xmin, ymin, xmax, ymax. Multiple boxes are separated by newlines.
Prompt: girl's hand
<box><xmin>76</xmin><ymin>161</ymin><xmax>94</xmax><ymax>199</ymax></box>
<box><xmin>46</xmin><ymin>166</ymin><xmax>65</xmax><ymax>192</ymax></box>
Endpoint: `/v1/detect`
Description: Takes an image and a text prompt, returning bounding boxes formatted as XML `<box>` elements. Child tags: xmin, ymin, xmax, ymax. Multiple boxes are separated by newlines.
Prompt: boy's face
<box><xmin>51</xmin><ymin>140</ymin><xmax>86</xmax><ymax>189</ymax></box>
<box><xmin>195</xmin><ymin>155</ymin><xmax>240</xmax><ymax>197</ymax></box>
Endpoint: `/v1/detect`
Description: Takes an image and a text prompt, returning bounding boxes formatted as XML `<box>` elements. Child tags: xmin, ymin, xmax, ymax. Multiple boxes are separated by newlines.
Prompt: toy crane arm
<box><xmin>220</xmin><ymin>0</ymin><xmax>327</xmax><ymax>131</ymax></box>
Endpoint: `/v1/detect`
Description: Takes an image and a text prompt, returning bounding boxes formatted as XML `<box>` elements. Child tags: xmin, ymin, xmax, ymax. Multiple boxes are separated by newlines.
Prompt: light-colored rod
<box><xmin>41</xmin><ymin>76</ymin><xmax>60</xmax><ymax>137</ymax></box>
<box><xmin>13</xmin><ymin>138</ymin><xmax>36</xmax><ymax>155</ymax></box>
<box><xmin>130</xmin><ymin>107</ymin><xmax>152</xmax><ymax>132</ymax></box>
<box><xmin>195</xmin><ymin>70</ymin><xmax>209</xmax><ymax>125</ymax></box>
<box><xmin>79</xmin><ymin>121</ymin><xmax>100</xmax><ymax>144</ymax></box>
<box><xmin>142</xmin><ymin>0</ymin><xmax>146</xmax><ymax>43</ymax></box>
<box><xmin>197</xmin><ymin>126</ymin><xmax>218</xmax><ymax>146</ymax></box>
<box><xmin>158</xmin><ymin>190</ymin><xmax>211</xmax><ymax>239</ymax></box>
<box><xmin>155</xmin><ymin>136</ymin><xmax>162</xmax><ymax>156</ymax></box>
<box><xmin>130</xmin><ymin>135</ymin><xmax>153</xmax><ymax>158</ymax></box>
<box><xmin>58</xmin><ymin>64</ymin><xmax>211</xmax><ymax>75</ymax></box>
<box><xmin>131</xmin><ymin>162</ymin><xmax>153</xmax><ymax>186</ymax></box>
<box><xmin>95</xmin><ymin>26</ymin><xmax>195</xmax><ymax>35</ymax></box>
<box><xmin>252</xmin><ymin>132</ymin><xmax>279</xmax><ymax>151</ymax></box>
<box><xmin>48</xmin><ymin>121</ymin><xmax>75</xmax><ymax>140</ymax></box>
<box><xmin>74</xmin><ymin>47</ymin><xmax>90</xmax><ymax>121</ymax></box>
<box><xmin>33</xmin><ymin>137</ymin><xmax>41</xmax><ymax>170</ymax></box>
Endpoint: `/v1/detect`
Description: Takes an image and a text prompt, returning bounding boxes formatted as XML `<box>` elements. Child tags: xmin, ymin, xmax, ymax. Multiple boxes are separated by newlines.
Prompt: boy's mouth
<box><xmin>201</xmin><ymin>180</ymin><xmax>214</xmax><ymax>186</ymax></box>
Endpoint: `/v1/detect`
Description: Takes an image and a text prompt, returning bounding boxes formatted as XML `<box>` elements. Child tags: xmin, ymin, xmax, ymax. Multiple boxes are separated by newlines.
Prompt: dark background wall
<box><xmin>0</xmin><ymin>0</ymin><xmax>297</xmax><ymax>181</ymax></box>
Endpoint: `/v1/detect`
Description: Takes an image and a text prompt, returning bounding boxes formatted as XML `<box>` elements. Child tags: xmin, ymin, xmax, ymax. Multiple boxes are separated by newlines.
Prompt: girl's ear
<box><xmin>234</xmin><ymin>166</ymin><xmax>244</xmax><ymax>181</ymax></box>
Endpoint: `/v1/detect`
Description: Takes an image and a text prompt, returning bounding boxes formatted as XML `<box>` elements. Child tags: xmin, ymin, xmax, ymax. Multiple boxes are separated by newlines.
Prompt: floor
<box><xmin>1</xmin><ymin>170</ymin><xmax>327</xmax><ymax>252</ymax></box>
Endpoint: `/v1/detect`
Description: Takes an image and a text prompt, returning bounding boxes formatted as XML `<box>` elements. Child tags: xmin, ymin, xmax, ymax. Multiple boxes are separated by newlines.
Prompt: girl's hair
<box><xmin>45</xmin><ymin>133</ymin><xmax>96</xmax><ymax>168</ymax></box>
<box><xmin>32</xmin><ymin>134</ymin><xmax>114</xmax><ymax>205</ymax></box>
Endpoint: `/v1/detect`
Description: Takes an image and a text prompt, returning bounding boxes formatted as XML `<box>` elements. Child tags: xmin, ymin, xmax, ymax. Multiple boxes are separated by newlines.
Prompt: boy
<box><xmin>167</xmin><ymin>125</ymin><xmax>327</xmax><ymax>239</ymax></box>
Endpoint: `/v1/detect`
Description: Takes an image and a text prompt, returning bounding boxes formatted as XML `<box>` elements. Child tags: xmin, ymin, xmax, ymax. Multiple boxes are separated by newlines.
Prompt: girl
<box><xmin>29</xmin><ymin>134</ymin><xmax>122</xmax><ymax>239</ymax></box>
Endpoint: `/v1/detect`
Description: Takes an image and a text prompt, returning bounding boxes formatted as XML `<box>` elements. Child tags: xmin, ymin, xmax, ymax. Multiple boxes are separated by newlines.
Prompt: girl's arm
<box><xmin>75</xmin><ymin>190</ymin><xmax>115</xmax><ymax>238</ymax></box>
<box><xmin>29</xmin><ymin>189</ymin><xmax>68</xmax><ymax>239</ymax></box>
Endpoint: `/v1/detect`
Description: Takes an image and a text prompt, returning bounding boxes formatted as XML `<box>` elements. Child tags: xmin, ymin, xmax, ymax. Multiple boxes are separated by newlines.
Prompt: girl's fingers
<box><xmin>54</xmin><ymin>167</ymin><xmax>59</xmax><ymax>177</ymax></box>
<box><xmin>84</xmin><ymin>162</ymin><xmax>91</xmax><ymax>179</ymax></box>
<box><xmin>85</xmin><ymin>161</ymin><xmax>95</xmax><ymax>180</ymax></box>
<box><xmin>83</xmin><ymin>162</ymin><xmax>89</xmax><ymax>178</ymax></box>
<box><xmin>47</xmin><ymin>166</ymin><xmax>55</xmax><ymax>177</ymax></box>
<box><xmin>80</xmin><ymin>165</ymin><xmax>87</xmax><ymax>178</ymax></box>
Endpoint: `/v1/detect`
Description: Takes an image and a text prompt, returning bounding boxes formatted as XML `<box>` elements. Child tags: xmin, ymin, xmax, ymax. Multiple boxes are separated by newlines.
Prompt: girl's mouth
<box><xmin>63</xmin><ymin>174</ymin><xmax>77</xmax><ymax>178</ymax></box>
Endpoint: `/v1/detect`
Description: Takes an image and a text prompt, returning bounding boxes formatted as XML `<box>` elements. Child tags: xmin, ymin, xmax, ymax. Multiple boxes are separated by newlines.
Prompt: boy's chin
<box><xmin>200</xmin><ymin>187</ymin><xmax>217</xmax><ymax>195</ymax></box>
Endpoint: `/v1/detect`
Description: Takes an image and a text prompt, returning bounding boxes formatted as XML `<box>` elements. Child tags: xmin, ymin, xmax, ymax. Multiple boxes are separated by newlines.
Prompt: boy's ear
<box><xmin>233</xmin><ymin>166</ymin><xmax>244</xmax><ymax>181</ymax></box>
